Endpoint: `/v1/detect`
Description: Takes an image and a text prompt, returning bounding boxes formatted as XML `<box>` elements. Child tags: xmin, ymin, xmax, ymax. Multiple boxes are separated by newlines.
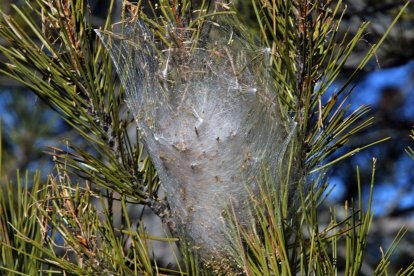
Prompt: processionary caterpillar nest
<box><xmin>97</xmin><ymin>20</ymin><xmax>295</xmax><ymax>265</ymax></box>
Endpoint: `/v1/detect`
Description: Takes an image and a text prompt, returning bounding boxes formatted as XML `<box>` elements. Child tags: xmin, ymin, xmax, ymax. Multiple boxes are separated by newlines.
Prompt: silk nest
<box><xmin>97</xmin><ymin>20</ymin><xmax>295</xmax><ymax>260</ymax></box>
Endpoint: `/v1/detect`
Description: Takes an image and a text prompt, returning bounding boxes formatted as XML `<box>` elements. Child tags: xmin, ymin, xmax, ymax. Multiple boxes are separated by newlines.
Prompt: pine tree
<box><xmin>0</xmin><ymin>0</ymin><xmax>413</xmax><ymax>275</ymax></box>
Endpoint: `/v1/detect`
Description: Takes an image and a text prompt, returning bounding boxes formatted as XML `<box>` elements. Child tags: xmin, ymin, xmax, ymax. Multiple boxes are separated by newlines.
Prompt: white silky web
<box><xmin>97</xmin><ymin>21</ymin><xmax>293</xmax><ymax>261</ymax></box>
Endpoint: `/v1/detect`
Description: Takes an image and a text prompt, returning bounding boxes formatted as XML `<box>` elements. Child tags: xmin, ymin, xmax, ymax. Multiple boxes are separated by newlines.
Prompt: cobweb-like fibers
<box><xmin>97</xmin><ymin>21</ymin><xmax>293</xmax><ymax>261</ymax></box>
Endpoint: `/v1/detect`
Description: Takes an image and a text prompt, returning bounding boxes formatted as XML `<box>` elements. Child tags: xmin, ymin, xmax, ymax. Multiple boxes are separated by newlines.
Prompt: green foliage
<box><xmin>0</xmin><ymin>166</ymin><xmax>49</xmax><ymax>274</ymax></box>
<box><xmin>228</xmin><ymin>164</ymin><xmax>373</xmax><ymax>275</ymax></box>
<box><xmin>0</xmin><ymin>0</ymin><xmax>413</xmax><ymax>275</ymax></box>
<box><xmin>224</xmin><ymin>2</ymin><xmax>413</xmax><ymax>274</ymax></box>
<box><xmin>227</xmin><ymin>147</ymin><xmax>414</xmax><ymax>275</ymax></box>
<box><xmin>0</xmin><ymin>140</ymin><xmax>184</xmax><ymax>274</ymax></box>
<box><xmin>0</xmin><ymin>0</ymin><xmax>158</xmax><ymax>202</ymax></box>
<box><xmin>250</xmin><ymin>0</ymin><xmax>409</xmax><ymax>174</ymax></box>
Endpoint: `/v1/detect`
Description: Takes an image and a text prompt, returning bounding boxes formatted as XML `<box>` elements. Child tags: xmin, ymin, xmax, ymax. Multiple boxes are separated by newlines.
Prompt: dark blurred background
<box><xmin>0</xmin><ymin>0</ymin><xmax>413</xmax><ymax>274</ymax></box>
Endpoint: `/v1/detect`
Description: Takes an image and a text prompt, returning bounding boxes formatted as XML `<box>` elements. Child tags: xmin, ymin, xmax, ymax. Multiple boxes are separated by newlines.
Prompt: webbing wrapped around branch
<box><xmin>97</xmin><ymin>20</ymin><xmax>295</xmax><ymax>265</ymax></box>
